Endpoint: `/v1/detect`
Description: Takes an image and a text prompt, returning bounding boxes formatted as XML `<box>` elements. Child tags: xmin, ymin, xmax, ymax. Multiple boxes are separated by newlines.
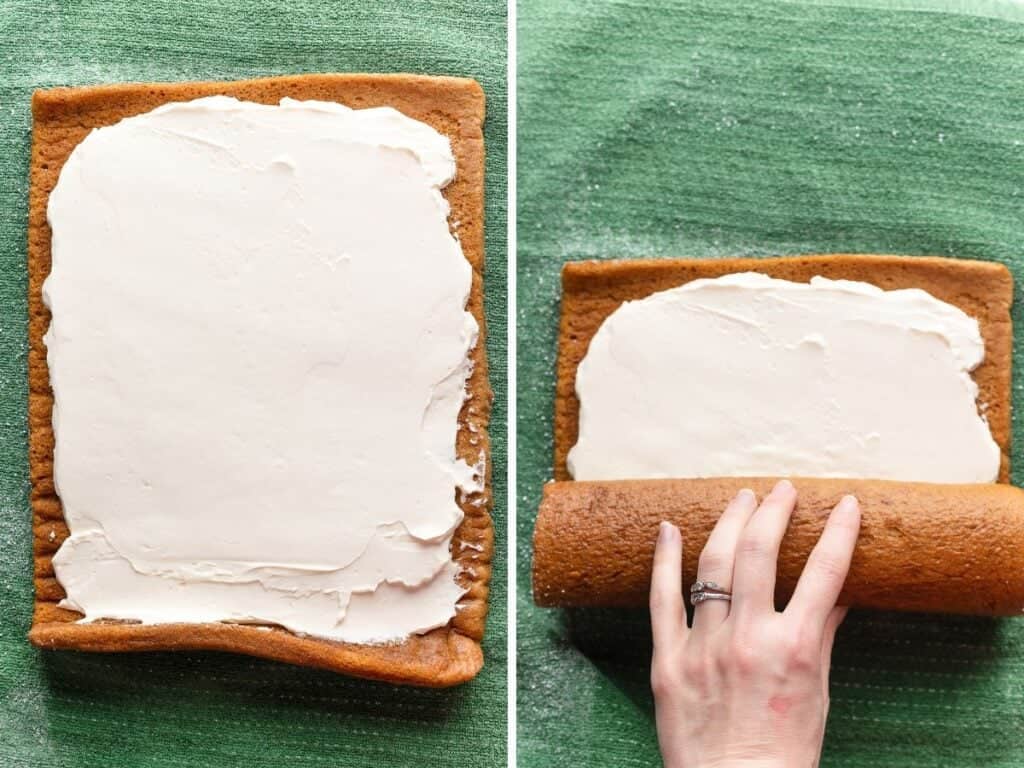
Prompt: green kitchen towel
<box><xmin>518</xmin><ymin>1</ymin><xmax>1024</xmax><ymax>766</ymax></box>
<box><xmin>0</xmin><ymin>2</ymin><xmax>506</xmax><ymax>767</ymax></box>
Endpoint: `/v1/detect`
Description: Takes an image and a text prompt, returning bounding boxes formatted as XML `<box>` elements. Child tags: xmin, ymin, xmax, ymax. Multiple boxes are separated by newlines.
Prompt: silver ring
<box><xmin>690</xmin><ymin>580</ymin><xmax>732</xmax><ymax>604</ymax></box>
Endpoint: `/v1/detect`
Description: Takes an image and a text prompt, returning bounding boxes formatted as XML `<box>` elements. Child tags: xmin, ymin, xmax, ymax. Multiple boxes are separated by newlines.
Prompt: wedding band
<box><xmin>690</xmin><ymin>580</ymin><xmax>732</xmax><ymax>604</ymax></box>
<box><xmin>691</xmin><ymin>591</ymin><xmax>732</xmax><ymax>604</ymax></box>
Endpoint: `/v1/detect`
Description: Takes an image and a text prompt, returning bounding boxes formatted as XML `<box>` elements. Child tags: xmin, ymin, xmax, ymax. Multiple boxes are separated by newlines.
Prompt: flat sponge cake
<box><xmin>554</xmin><ymin>254</ymin><xmax>1012</xmax><ymax>484</ymax></box>
<box><xmin>27</xmin><ymin>73</ymin><xmax>493</xmax><ymax>687</ymax></box>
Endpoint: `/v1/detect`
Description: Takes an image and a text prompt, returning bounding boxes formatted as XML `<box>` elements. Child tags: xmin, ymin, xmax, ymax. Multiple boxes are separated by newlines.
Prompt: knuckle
<box><xmin>811</xmin><ymin>551</ymin><xmax>848</xmax><ymax>582</ymax></box>
<box><xmin>713</xmin><ymin>646</ymin><xmax>733</xmax><ymax>676</ymax></box>
<box><xmin>697</xmin><ymin>548</ymin><xmax>730</xmax><ymax>575</ymax></box>
<box><xmin>735</xmin><ymin>648</ymin><xmax>761</xmax><ymax>675</ymax></box>
<box><xmin>727</xmin><ymin>636</ymin><xmax>761</xmax><ymax>675</ymax></box>
<box><xmin>737</xmin><ymin>532</ymin><xmax>769</xmax><ymax>560</ymax></box>
<box><xmin>650</xmin><ymin>674</ymin><xmax>673</xmax><ymax>699</ymax></box>
<box><xmin>681</xmin><ymin>653</ymin><xmax>709</xmax><ymax>686</ymax></box>
<box><xmin>650</xmin><ymin>658</ymin><xmax>679</xmax><ymax>697</ymax></box>
<box><xmin>783</xmin><ymin>629</ymin><xmax>820</xmax><ymax>672</ymax></box>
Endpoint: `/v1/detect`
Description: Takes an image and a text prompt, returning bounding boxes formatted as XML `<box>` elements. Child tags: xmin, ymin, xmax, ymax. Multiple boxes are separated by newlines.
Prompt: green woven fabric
<box><xmin>0</xmin><ymin>3</ymin><xmax>506</xmax><ymax>766</ymax></box>
<box><xmin>518</xmin><ymin>1</ymin><xmax>1024</xmax><ymax>766</ymax></box>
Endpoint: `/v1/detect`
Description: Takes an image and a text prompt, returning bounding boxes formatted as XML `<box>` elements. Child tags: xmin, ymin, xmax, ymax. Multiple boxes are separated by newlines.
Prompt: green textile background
<box><xmin>0</xmin><ymin>2</ymin><xmax>507</xmax><ymax>767</ymax></box>
<box><xmin>518</xmin><ymin>1</ymin><xmax>1024</xmax><ymax>766</ymax></box>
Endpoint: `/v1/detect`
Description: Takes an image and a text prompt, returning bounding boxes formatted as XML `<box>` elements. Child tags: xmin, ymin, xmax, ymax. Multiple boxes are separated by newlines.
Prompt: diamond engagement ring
<box><xmin>689</xmin><ymin>580</ymin><xmax>732</xmax><ymax>604</ymax></box>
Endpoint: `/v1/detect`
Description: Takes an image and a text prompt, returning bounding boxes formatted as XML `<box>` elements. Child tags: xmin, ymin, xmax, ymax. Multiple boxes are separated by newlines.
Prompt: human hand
<box><xmin>649</xmin><ymin>480</ymin><xmax>861</xmax><ymax>768</ymax></box>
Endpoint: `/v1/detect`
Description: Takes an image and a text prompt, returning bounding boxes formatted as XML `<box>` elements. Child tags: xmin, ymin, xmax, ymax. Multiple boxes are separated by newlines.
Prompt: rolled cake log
<box><xmin>532</xmin><ymin>478</ymin><xmax>1024</xmax><ymax>616</ymax></box>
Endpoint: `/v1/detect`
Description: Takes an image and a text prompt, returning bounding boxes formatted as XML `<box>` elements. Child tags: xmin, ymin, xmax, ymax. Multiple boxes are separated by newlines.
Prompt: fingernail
<box><xmin>737</xmin><ymin>488</ymin><xmax>755</xmax><ymax>502</ymax></box>
<box><xmin>839</xmin><ymin>494</ymin><xmax>859</xmax><ymax>511</ymax></box>
<box><xmin>658</xmin><ymin>521</ymin><xmax>678</xmax><ymax>543</ymax></box>
<box><xmin>773</xmin><ymin>478</ymin><xmax>794</xmax><ymax>494</ymax></box>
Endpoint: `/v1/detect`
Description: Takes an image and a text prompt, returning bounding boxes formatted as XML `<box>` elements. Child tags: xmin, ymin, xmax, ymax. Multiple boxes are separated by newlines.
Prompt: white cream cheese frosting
<box><xmin>45</xmin><ymin>96</ymin><xmax>482</xmax><ymax>643</ymax></box>
<box><xmin>568</xmin><ymin>272</ymin><xmax>1000</xmax><ymax>484</ymax></box>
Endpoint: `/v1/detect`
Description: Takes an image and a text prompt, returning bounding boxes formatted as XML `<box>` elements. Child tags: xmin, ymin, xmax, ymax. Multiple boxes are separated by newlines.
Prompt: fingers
<box><xmin>787</xmin><ymin>495</ymin><xmax>861</xmax><ymax>624</ymax></box>
<box><xmin>691</xmin><ymin>488</ymin><xmax>758</xmax><ymax>636</ymax></box>
<box><xmin>650</xmin><ymin>521</ymin><xmax>686</xmax><ymax>650</ymax></box>
<box><xmin>730</xmin><ymin>479</ymin><xmax>798</xmax><ymax>620</ymax></box>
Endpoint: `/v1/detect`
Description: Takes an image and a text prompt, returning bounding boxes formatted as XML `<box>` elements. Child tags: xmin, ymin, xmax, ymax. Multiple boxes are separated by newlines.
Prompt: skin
<box><xmin>650</xmin><ymin>480</ymin><xmax>861</xmax><ymax>768</ymax></box>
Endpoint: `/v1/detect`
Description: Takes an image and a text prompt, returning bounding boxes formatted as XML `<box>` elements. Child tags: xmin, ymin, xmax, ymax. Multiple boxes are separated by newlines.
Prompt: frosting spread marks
<box><xmin>46</xmin><ymin>96</ymin><xmax>481</xmax><ymax>643</ymax></box>
<box><xmin>569</xmin><ymin>272</ymin><xmax>999</xmax><ymax>484</ymax></box>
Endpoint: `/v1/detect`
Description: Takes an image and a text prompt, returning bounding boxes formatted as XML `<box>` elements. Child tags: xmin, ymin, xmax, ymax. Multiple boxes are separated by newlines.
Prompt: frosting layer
<box><xmin>46</xmin><ymin>96</ymin><xmax>479</xmax><ymax>643</ymax></box>
<box><xmin>569</xmin><ymin>272</ymin><xmax>1000</xmax><ymax>484</ymax></box>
